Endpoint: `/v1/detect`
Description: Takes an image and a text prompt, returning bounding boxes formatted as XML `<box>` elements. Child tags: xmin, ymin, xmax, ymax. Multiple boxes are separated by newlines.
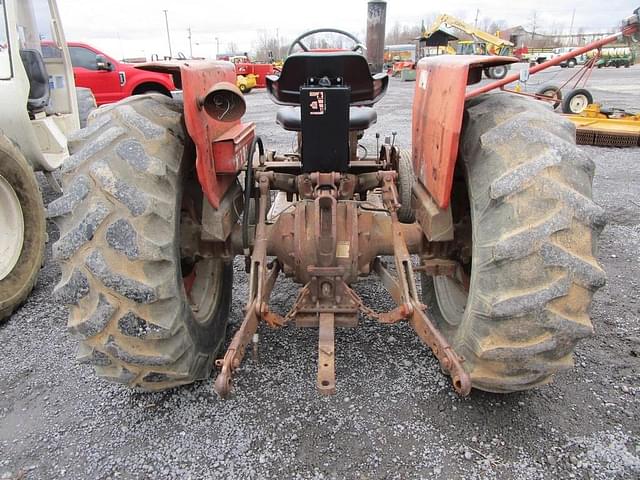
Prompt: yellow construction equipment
<box><xmin>564</xmin><ymin>104</ymin><xmax>640</xmax><ymax>147</ymax></box>
<box><xmin>419</xmin><ymin>14</ymin><xmax>514</xmax><ymax>78</ymax></box>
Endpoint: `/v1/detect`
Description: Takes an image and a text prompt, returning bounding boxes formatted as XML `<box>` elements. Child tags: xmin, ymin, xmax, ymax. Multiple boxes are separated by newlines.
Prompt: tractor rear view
<box><xmin>50</xmin><ymin>10</ymin><xmax>639</xmax><ymax>396</ymax></box>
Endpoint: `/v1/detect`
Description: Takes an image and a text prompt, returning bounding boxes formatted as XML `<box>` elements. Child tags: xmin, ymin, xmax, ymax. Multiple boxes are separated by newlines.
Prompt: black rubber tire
<box><xmin>238</xmin><ymin>82</ymin><xmax>247</xmax><ymax>93</ymax></box>
<box><xmin>535</xmin><ymin>84</ymin><xmax>563</xmax><ymax>109</ymax></box>
<box><xmin>567</xmin><ymin>58</ymin><xmax>577</xmax><ymax>68</ymax></box>
<box><xmin>49</xmin><ymin>94</ymin><xmax>233</xmax><ymax>390</ymax></box>
<box><xmin>487</xmin><ymin>65</ymin><xmax>508</xmax><ymax>80</ymax></box>
<box><xmin>561</xmin><ymin>88</ymin><xmax>593</xmax><ymax>114</ymax></box>
<box><xmin>396</xmin><ymin>149</ymin><xmax>415</xmax><ymax>223</ymax></box>
<box><xmin>0</xmin><ymin>135</ymin><xmax>46</xmax><ymax>322</ymax></box>
<box><xmin>75</xmin><ymin>87</ymin><xmax>97</xmax><ymax>129</ymax></box>
<box><xmin>421</xmin><ymin>93</ymin><xmax>606</xmax><ymax>393</ymax></box>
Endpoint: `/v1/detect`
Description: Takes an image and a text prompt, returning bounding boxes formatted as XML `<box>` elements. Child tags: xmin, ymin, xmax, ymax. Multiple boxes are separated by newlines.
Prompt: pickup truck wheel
<box><xmin>567</xmin><ymin>58</ymin><xmax>577</xmax><ymax>68</ymax></box>
<box><xmin>0</xmin><ymin>134</ymin><xmax>46</xmax><ymax>322</ymax></box>
<box><xmin>421</xmin><ymin>93</ymin><xmax>606</xmax><ymax>393</ymax></box>
<box><xmin>49</xmin><ymin>94</ymin><xmax>233</xmax><ymax>390</ymax></box>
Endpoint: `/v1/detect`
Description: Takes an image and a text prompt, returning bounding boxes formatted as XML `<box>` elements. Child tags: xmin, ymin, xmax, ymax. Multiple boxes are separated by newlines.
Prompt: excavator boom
<box><xmin>423</xmin><ymin>14</ymin><xmax>514</xmax><ymax>49</ymax></box>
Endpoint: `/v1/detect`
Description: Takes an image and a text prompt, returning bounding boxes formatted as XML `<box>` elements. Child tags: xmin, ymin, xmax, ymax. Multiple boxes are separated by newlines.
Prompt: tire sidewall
<box><xmin>0</xmin><ymin>136</ymin><xmax>45</xmax><ymax>318</ymax></box>
<box><xmin>172</xmin><ymin>141</ymin><xmax>233</xmax><ymax>352</ymax></box>
<box><xmin>562</xmin><ymin>89</ymin><xmax>593</xmax><ymax>114</ymax></box>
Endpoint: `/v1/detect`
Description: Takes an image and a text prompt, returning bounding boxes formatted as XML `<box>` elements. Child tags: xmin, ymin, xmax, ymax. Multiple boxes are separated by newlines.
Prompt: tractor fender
<box><xmin>411</xmin><ymin>55</ymin><xmax>517</xmax><ymax>209</ymax></box>
<box><xmin>137</xmin><ymin>61</ymin><xmax>255</xmax><ymax>208</ymax></box>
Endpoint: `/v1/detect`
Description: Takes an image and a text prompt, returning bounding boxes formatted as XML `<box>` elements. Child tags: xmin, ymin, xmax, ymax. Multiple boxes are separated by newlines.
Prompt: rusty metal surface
<box><xmin>366</xmin><ymin>1</ymin><xmax>387</xmax><ymax>74</ymax></box>
<box><xmin>180</xmin><ymin>61</ymin><xmax>255</xmax><ymax>208</ymax></box>
<box><xmin>218</xmin><ymin>163</ymin><xmax>472</xmax><ymax>397</ymax></box>
<box><xmin>317</xmin><ymin>313</ymin><xmax>336</xmax><ymax>395</ymax></box>
<box><xmin>412</xmin><ymin>55</ymin><xmax>514</xmax><ymax>210</ymax></box>
<box><xmin>258</xmin><ymin>171</ymin><xmax>424</xmax><ymax>284</ymax></box>
<box><xmin>412</xmin><ymin>181</ymin><xmax>454</xmax><ymax>241</ymax></box>
<box><xmin>214</xmin><ymin>177</ymin><xmax>279</xmax><ymax>397</ymax></box>
<box><xmin>211</xmin><ymin>123</ymin><xmax>256</xmax><ymax>174</ymax></box>
<box><xmin>378</xmin><ymin>174</ymin><xmax>472</xmax><ymax>396</ymax></box>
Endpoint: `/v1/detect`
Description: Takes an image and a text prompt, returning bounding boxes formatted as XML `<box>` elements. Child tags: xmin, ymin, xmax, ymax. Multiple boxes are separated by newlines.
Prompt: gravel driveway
<box><xmin>1</xmin><ymin>66</ymin><xmax>639</xmax><ymax>480</ymax></box>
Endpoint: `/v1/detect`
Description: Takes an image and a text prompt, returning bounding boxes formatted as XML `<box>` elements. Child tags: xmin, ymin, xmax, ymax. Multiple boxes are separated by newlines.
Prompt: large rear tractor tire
<box><xmin>0</xmin><ymin>135</ymin><xmax>46</xmax><ymax>322</ymax></box>
<box><xmin>421</xmin><ymin>93</ymin><xmax>606</xmax><ymax>393</ymax></box>
<box><xmin>49</xmin><ymin>94</ymin><xmax>233</xmax><ymax>390</ymax></box>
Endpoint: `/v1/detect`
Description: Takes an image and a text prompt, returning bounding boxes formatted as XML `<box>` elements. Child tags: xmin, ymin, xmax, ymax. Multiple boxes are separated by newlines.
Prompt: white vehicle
<box><xmin>0</xmin><ymin>0</ymin><xmax>79</xmax><ymax>321</ymax></box>
<box><xmin>551</xmin><ymin>46</ymin><xmax>590</xmax><ymax>68</ymax></box>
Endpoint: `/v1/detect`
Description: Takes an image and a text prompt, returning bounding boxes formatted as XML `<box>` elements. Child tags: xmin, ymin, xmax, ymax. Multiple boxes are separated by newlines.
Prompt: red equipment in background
<box><xmin>218</xmin><ymin>55</ymin><xmax>276</xmax><ymax>88</ymax></box>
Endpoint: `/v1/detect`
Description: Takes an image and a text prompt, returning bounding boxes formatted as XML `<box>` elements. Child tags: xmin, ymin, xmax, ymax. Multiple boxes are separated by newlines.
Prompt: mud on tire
<box><xmin>421</xmin><ymin>93</ymin><xmax>606</xmax><ymax>393</ymax></box>
<box><xmin>50</xmin><ymin>94</ymin><xmax>233</xmax><ymax>390</ymax></box>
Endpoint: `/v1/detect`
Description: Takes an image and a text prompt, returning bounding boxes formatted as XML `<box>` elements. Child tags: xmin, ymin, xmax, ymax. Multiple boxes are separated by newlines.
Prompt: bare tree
<box><xmin>385</xmin><ymin>23</ymin><xmax>422</xmax><ymax>44</ymax></box>
<box><xmin>227</xmin><ymin>41</ymin><xmax>239</xmax><ymax>55</ymax></box>
<box><xmin>253</xmin><ymin>30</ymin><xmax>287</xmax><ymax>61</ymax></box>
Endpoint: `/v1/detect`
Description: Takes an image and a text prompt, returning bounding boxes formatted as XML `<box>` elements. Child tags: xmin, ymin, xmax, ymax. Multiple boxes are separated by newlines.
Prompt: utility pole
<box><xmin>163</xmin><ymin>9</ymin><xmax>173</xmax><ymax>59</ymax></box>
<box><xmin>474</xmin><ymin>9</ymin><xmax>480</xmax><ymax>28</ymax></box>
<box><xmin>188</xmin><ymin>26</ymin><xmax>193</xmax><ymax>58</ymax></box>
<box><xmin>568</xmin><ymin>8</ymin><xmax>576</xmax><ymax>40</ymax></box>
<box><xmin>531</xmin><ymin>11</ymin><xmax>537</xmax><ymax>41</ymax></box>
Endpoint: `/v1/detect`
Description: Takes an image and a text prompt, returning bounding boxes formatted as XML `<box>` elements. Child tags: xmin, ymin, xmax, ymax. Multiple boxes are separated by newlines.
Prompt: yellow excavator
<box><xmin>420</xmin><ymin>14</ymin><xmax>514</xmax><ymax>79</ymax></box>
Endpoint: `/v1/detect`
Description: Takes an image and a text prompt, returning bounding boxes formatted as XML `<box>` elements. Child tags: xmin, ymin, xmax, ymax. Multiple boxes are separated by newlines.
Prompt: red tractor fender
<box><xmin>412</xmin><ymin>55</ymin><xmax>517</xmax><ymax>209</ymax></box>
<box><xmin>138</xmin><ymin>61</ymin><xmax>255</xmax><ymax>208</ymax></box>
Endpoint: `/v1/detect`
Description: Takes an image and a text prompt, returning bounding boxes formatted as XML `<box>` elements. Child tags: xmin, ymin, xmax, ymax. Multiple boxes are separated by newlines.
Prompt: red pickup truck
<box><xmin>67</xmin><ymin>42</ymin><xmax>176</xmax><ymax>105</ymax></box>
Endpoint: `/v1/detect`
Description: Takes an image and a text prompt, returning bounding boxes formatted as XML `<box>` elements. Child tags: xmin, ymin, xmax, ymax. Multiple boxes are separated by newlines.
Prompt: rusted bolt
<box><xmin>321</xmin><ymin>282</ymin><xmax>333</xmax><ymax>297</ymax></box>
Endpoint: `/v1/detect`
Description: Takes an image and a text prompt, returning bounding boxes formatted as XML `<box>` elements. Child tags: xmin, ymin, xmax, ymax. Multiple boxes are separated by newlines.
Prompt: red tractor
<box><xmin>49</xmin><ymin>13</ymin><xmax>639</xmax><ymax>396</ymax></box>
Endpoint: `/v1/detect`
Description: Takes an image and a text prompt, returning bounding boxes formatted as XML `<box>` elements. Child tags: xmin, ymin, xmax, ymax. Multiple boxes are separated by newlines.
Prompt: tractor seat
<box><xmin>19</xmin><ymin>49</ymin><xmax>51</xmax><ymax>113</ymax></box>
<box><xmin>266</xmin><ymin>51</ymin><xmax>388</xmax><ymax>107</ymax></box>
<box><xmin>276</xmin><ymin>105</ymin><xmax>377</xmax><ymax>132</ymax></box>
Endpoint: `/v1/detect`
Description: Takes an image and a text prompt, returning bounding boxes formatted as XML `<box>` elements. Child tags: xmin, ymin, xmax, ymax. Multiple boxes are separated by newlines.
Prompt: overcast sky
<box><xmin>56</xmin><ymin>0</ymin><xmax>633</xmax><ymax>59</ymax></box>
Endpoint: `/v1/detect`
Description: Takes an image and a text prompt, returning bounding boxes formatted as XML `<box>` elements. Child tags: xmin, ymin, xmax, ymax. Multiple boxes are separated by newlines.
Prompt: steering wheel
<box><xmin>287</xmin><ymin>28</ymin><xmax>366</xmax><ymax>56</ymax></box>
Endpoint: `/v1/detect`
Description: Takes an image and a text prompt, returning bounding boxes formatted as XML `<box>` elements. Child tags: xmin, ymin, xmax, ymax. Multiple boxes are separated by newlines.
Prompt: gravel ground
<box><xmin>1</xmin><ymin>65</ymin><xmax>639</xmax><ymax>480</ymax></box>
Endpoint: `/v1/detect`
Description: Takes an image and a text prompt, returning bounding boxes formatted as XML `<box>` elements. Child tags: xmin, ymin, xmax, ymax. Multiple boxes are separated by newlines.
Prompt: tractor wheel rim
<box><xmin>570</xmin><ymin>94</ymin><xmax>588</xmax><ymax>113</ymax></box>
<box><xmin>188</xmin><ymin>258</ymin><xmax>223</xmax><ymax>324</ymax></box>
<box><xmin>433</xmin><ymin>269</ymin><xmax>468</xmax><ymax>326</ymax></box>
<box><xmin>0</xmin><ymin>174</ymin><xmax>25</xmax><ymax>281</ymax></box>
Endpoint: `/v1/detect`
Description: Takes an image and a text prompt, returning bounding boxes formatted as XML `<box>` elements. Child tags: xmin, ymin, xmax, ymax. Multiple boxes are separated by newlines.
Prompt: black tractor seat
<box><xmin>20</xmin><ymin>49</ymin><xmax>51</xmax><ymax>113</ymax></box>
<box><xmin>266</xmin><ymin>51</ymin><xmax>388</xmax><ymax>106</ymax></box>
<box><xmin>267</xmin><ymin>50</ymin><xmax>389</xmax><ymax>173</ymax></box>
<box><xmin>276</xmin><ymin>105</ymin><xmax>377</xmax><ymax>132</ymax></box>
